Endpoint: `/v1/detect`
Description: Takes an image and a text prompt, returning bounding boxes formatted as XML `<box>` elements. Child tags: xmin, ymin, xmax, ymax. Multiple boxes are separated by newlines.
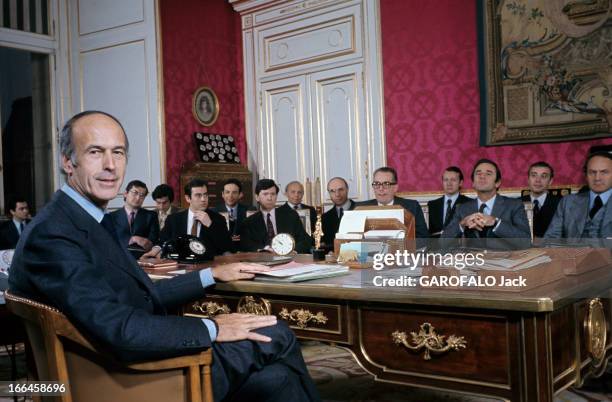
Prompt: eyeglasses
<box><xmin>371</xmin><ymin>181</ymin><xmax>397</xmax><ymax>189</ymax></box>
<box><xmin>128</xmin><ymin>190</ymin><xmax>147</xmax><ymax>198</ymax></box>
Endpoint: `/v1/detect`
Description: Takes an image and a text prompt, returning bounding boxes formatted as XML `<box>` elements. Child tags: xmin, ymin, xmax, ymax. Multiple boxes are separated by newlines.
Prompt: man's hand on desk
<box><xmin>213</xmin><ymin>313</ymin><xmax>277</xmax><ymax>342</ymax></box>
<box><xmin>140</xmin><ymin>246</ymin><xmax>162</xmax><ymax>260</ymax></box>
<box><xmin>211</xmin><ymin>263</ymin><xmax>269</xmax><ymax>282</ymax></box>
<box><xmin>129</xmin><ymin>235</ymin><xmax>153</xmax><ymax>251</ymax></box>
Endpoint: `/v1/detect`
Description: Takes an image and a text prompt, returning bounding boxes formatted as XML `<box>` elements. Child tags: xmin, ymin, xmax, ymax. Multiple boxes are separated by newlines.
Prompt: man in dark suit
<box><xmin>442</xmin><ymin>159</ymin><xmax>531</xmax><ymax>249</ymax></box>
<box><xmin>144</xmin><ymin>179</ymin><xmax>233</xmax><ymax>260</ymax></box>
<box><xmin>427</xmin><ymin>166</ymin><xmax>470</xmax><ymax>238</ymax></box>
<box><xmin>0</xmin><ymin>196</ymin><xmax>30</xmax><ymax>249</ymax></box>
<box><xmin>213</xmin><ymin>179</ymin><xmax>253</xmax><ymax>250</ymax></box>
<box><xmin>152</xmin><ymin>183</ymin><xmax>180</xmax><ymax>230</ymax></box>
<box><xmin>280</xmin><ymin>181</ymin><xmax>316</xmax><ymax>233</ymax></box>
<box><xmin>520</xmin><ymin>161</ymin><xmax>560</xmax><ymax>238</ymax></box>
<box><xmin>240</xmin><ymin>179</ymin><xmax>313</xmax><ymax>253</ymax></box>
<box><xmin>322</xmin><ymin>177</ymin><xmax>355</xmax><ymax>251</ymax></box>
<box><xmin>358</xmin><ymin>166</ymin><xmax>429</xmax><ymax>247</ymax></box>
<box><xmin>108</xmin><ymin>180</ymin><xmax>159</xmax><ymax>257</ymax></box>
<box><xmin>8</xmin><ymin>111</ymin><xmax>320</xmax><ymax>402</ymax></box>
<box><xmin>545</xmin><ymin>152</ymin><xmax>611</xmax><ymax>241</ymax></box>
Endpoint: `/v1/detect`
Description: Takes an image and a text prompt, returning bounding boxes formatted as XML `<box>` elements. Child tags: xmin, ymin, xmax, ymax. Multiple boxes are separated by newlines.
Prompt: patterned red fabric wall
<box><xmin>380</xmin><ymin>0</ymin><xmax>611</xmax><ymax>192</ymax></box>
<box><xmin>160</xmin><ymin>0</ymin><xmax>245</xmax><ymax>195</ymax></box>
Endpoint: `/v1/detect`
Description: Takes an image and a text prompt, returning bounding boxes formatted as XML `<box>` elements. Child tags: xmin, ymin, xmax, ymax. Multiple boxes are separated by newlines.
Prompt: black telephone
<box><xmin>161</xmin><ymin>235</ymin><xmax>211</xmax><ymax>263</ymax></box>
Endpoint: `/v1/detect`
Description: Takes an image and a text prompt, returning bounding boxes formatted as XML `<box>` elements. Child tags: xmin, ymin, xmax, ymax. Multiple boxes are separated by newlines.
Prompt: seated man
<box><xmin>145</xmin><ymin>179</ymin><xmax>233</xmax><ymax>259</ymax></box>
<box><xmin>544</xmin><ymin>152</ymin><xmax>611</xmax><ymax>241</ymax></box>
<box><xmin>0</xmin><ymin>196</ymin><xmax>30</xmax><ymax>250</ymax></box>
<box><xmin>152</xmin><ymin>183</ymin><xmax>180</xmax><ymax>230</ymax></box>
<box><xmin>521</xmin><ymin>161</ymin><xmax>560</xmax><ymax>238</ymax></box>
<box><xmin>442</xmin><ymin>159</ymin><xmax>531</xmax><ymax>249</ymax></box>
<box><xmin>8</xmin><ymin>111</ymin><xmax>320</xmax><ymax>402</ymax></box>
<box><xmin>240</xmin><ymin>179</ymin><xmax>313</xmax><ymax>253</ymax></box>
<box><xmin>358</xmin><ymin>166</ymin><xmax>429</xmax><ymax>247</ymax></box>
<box><xmin>322</xmin><ymin>177</ymin><xmax>355</xmax><ymax>251</ymax></box>
<box><xmin>108</xmin><ymin>180</ymin><xmax>159</xmax><ymax>257</ymax></box>
<box><xmin>427</xmin><ymin>166</ymin><xmax>471</xmax><ymax>238</ymax></box>
<box><xmin>279</xmin><ymin>181</ymin><xmax>316</xmax><ymax>233</ymax></box>
<box><xmin>213</xmin><ymin>178</ymin><xmax>253</xmax><ymax>250</ymax></box>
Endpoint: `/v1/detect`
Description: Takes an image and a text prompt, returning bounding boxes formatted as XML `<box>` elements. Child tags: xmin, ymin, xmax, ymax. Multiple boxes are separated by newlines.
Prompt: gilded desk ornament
<box><xmin>278</xmin><ymin>307</ymin><xmax>328</xmax><ymax>329</ymax></box>
<box><xmin>191</xmin><ymin>301</ymin><xmax>231</xmax><ymax>318</ymax></box>
<box><xmin>311</xmin><ymin>205</ymin><xmax>326</xmax><ymax>261</ymax></box>
<box><xmin>392</xmin><ymin>323</ymin><xmax>467</xmax><ymax>361</ymax></box>
<box><xmin>585</xmin><ymin>298</ymin><xmax>607</xmax><ymax>366</ymax></box>
<box><xmin>237</xmin><ymin>295</ymin><xmax>272</xmax><ymax>315</ymax></box>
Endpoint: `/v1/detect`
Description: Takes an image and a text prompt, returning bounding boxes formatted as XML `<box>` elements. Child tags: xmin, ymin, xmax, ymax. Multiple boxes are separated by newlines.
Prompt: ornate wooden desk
<box><xmin>170</xmin><ymin>254</ymin><xmax>612</xmax><ymax>402</ymax></box>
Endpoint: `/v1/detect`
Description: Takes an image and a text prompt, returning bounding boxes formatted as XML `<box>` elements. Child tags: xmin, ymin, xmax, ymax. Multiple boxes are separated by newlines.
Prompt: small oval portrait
<box><xmin>193</xmin><ymin>87</ymin><xmax>219</xmax><ymax>126</ymax></box>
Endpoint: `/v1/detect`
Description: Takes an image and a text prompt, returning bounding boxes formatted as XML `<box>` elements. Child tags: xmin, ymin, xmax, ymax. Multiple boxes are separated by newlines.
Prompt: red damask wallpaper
<box><xmin>160</xmin><ymin>0</ymin><xmax>611</xmax><ymax>197</ymax></box>
<box><xmin>380</xmin><ymin>0</ymin><xmax>611</xmax><ymax>192</ymax></box>
<box><xmin>160</xmin><ymin>0</ymin><xmax>245</xmax><ymax>195</ymax></box>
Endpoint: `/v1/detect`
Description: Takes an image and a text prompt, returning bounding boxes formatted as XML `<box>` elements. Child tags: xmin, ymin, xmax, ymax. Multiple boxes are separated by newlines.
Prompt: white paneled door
<box><xmin>310</xmin><ymin>64</ymin><xmax>368</xmax><ymax>202</ymax></box>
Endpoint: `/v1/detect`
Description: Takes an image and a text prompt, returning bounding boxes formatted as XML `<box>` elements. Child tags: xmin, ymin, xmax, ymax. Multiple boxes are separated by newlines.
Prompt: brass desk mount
<box><xmin>392</xmin><ymin>323</ymin><xmax>467</xmax><ymax>360</ymax></box>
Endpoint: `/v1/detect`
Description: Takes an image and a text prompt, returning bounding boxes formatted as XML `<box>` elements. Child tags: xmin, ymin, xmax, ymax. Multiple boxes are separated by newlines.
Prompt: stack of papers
<box><xmin>472</xmin><ymin>249</ymin><xmax>551</xmax><ymax>271</ymax></box>
<box><xmin>363</xmin><ymin>230</ymin><xmax>405</xmax><ymax>239</ymax></box>
<box><xmin>244</xmin><ymin>262</ymin><xmax>350</xmax><ymax>282</ymax></box>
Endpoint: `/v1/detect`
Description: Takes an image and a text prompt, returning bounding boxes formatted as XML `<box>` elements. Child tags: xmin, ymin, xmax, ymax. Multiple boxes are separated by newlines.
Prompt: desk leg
<box><xmin>519</xmin><ymin>313</ymin><xmax>553</xmax><ymax>402</ymax></box>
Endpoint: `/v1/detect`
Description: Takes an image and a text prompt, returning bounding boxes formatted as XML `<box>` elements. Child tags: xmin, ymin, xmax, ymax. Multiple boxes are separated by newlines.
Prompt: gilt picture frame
<box><xmin>193</xmin><ymin>86</ymin><xmax>219</xmax><ymax>126</ymax></box>
<box><xmin>478</xmin><ymin>0</ymin><xmax>611</xmax><ymax>145</ymax></box>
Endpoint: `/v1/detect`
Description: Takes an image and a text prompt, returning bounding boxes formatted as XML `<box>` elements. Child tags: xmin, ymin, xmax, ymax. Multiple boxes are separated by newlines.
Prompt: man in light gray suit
<box><xmin>441</xmin><ymin>159</ymin><xmax>531</xmax><ymax>250</ymax></box>
<box><xmin>544</xmin><ymin>152</ymin><xmax>611</xmax><ymax>242</ymax></box>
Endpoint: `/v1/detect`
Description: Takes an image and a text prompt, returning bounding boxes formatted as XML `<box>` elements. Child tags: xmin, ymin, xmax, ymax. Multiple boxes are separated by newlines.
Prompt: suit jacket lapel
<box><xmin>58</xmin><ymin>192</ymin><xmax>155</xmax><ymax>293</ymax></box>
<box><xmin>572</xmin><ymin>194</ymin><xmax>589</xmax><ymax>238</ymax></box>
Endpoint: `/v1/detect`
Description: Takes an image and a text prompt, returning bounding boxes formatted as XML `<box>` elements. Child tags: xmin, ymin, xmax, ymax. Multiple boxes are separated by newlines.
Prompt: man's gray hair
<box><xmin>59</xmin><ymin>110</ymin><xmax>129</xmax><ymax>169</ymax></box>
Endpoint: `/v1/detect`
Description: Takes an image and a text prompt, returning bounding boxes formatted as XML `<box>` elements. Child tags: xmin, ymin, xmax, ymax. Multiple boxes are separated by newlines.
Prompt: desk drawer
<box><xmin>357</xmin><ymin>307</ymin><xmax>512</xmax><ymax>386</ymax></box>
<box><xmin>184</xmin><ymin>294</ymin><xmax>350</xmax><ymax>343</ymax></box>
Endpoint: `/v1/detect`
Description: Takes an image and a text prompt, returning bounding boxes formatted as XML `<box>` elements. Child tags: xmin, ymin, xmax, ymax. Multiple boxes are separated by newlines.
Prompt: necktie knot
<box><xmin>590</xmin><ymin>195</ymin><xmax>603</xmax><ymax>219</ymax></box>
<box><xmin>532</xmin><ymin>199</ymin><xmax>540</xmax><ymax>215</ymax></box>
<box><xmin>294</xmin><ymin>205</ymin><xmax>299</xmax><ymax>210</ymax></box>
<box><xmin>338</xmin><ymin>207</ymin><xmax>344</xmax><ymax>219</ymax></box>
<box><xmin>478</xmin><ymin>203</ymin><xmax>487</xmax><ymax>214</ymax></box>
<box><xmin>19</xmin><ymin>222</ymin><xmax>24</xmax><ymax>233</ymax></box>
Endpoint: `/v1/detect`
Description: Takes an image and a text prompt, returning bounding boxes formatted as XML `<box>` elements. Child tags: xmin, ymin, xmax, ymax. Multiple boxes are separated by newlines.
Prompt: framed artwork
<box><xmin>192</xmin><ymin>86</ymin><xmax>219</xmax><ymax>126</ymax></box>
<box><xmin>478</xmin><ymin>0</ymin><xmax>611</xmax><ymax>145</ymax></box>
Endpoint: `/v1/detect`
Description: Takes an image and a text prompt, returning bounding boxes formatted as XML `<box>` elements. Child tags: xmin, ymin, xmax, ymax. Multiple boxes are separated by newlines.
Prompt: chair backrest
<box><xmin>5</xmin><ymin>290</ymin><xmax>213</xmax><ymax>402</ymax></box>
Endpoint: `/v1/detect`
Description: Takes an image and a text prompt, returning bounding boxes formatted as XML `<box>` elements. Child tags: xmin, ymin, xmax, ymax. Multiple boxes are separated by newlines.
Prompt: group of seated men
<box><xmin>5</xmin><ymin>110</ymin><xmax>611</xmax><ymax>402</ymax></box>
<box><xmin>109</xmin><ymin>152</ymin><xmax>611</xmax><ymax>261</ymax></box>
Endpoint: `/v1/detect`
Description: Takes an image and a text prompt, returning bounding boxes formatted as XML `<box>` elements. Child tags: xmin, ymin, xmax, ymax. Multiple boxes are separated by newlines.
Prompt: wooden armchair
<box><xmin>4</xmin><ymin>290</ymin><xmax>213</xmax><ymax>402</ymax></box>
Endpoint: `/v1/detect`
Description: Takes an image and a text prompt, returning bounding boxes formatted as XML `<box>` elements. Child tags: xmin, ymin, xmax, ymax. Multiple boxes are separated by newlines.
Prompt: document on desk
<box><xmin>244</xmin><ymin>261</ymin><xmax>350</xmax><ymax>282</ymax></box>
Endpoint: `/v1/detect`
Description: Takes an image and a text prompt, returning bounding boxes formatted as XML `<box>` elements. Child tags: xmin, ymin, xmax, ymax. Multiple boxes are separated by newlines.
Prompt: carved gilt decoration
<box><xmin>392</xmin><ymin>323</ymin><xmax>467</xmax><ymax>361</ymax></box>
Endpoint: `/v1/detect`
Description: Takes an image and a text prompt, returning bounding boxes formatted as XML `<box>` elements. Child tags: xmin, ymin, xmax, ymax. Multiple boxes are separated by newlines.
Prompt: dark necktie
<box><xmin>294</xmin><ymin>205</ymin><xmax>299</xmax><ymax>210</ymax></box>
<box><xmin>128</xmin><ymin>211</ymin><xmax>135</xmax><ymax>233</ymax></box>
<box><xmin>266</xmin><ymin>213</ymin><xmax>275</xmax><ymax>245</ymax></box>
<box><xmin>443</xmin><ymin>199</ymin><xmax>453</xmax><ymax>226</ymax></box>
<box><xmin>228</xmin><ymin>208</ymin><xmax>236</xmax><ymax>233</ymax></box>
<box><xmin>19</xmin><ymin>222</ymin><xmax>24</xmax><ymax>234</ymax></box>
<box><xmin>589</xmin><ymin>195</ymin><xmax>603</xmax><ymax>219</ymax></box>
<box><xmin>532</xmin><ymin>199</ymin><xmax>540</xmax><ymax>215</ymax></box>
<box><xmin>477</xmin><ymin>203</ymin><xmax>487</xmax><ymax>238</ymax></box>
<box><xmin>191</xmin><ymin>220</ymin><xmax>198</xmax><ymax>236</ymax></box>
<box><xmin>338</xmin><ymin>207</ymin><xmax>344</xmax><ymax>219</ymax></box>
